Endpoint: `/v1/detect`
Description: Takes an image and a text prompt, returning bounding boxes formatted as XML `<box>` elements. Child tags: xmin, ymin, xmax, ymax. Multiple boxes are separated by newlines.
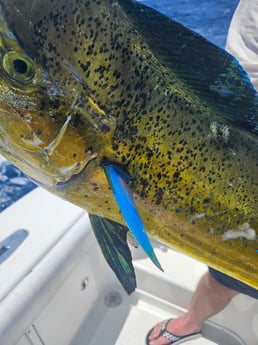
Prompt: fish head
<box><xmin>0</xmin><ymin>5</ymin><xmax>115</xmax><ymax>189</ymax></box>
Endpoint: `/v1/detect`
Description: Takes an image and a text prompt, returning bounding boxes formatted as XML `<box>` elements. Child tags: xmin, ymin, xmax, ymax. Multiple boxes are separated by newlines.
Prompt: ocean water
<box><xmin>0</xmin><ymin>160</ymin><xmax>36</xmax><ymax>211</ymax></box>
<box><xmin>0</xmin><ymin>0</ymin><xmax>239</xmax><ymax>212</ymax></box>
<box><xmin>140</xmin><ymin>0</ymin><xmax>239</xmax><ymax>48</ymax></box>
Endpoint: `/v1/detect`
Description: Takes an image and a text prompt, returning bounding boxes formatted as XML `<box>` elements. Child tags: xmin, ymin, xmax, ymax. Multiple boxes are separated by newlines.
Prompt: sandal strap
<box><xmin>160</xmin><ymin>319</ymin><xmax>170</xmax><ymax>331</ymax></box>
<box><xmin>160</xmin><ymin>319</ymin><xmax>200</xmax><ymax>343</ymax></box>
<box><xmin>162</xmin><ymin>330</ymin><xmax>181</xmax><ymax>342</ymax></box>
<box><xmin>160</xmin><ymin>319</ymin><xmax>181</xmax><ymax>341</ymax></box>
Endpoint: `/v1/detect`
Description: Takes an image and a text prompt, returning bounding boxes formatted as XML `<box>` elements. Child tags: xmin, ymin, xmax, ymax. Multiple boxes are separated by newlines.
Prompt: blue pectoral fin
<box><xmin>104</xmin><ymin>164</ymin><xmax>163</xmax><ymax>272</ymax></box>
<box><xmin>89</xmin><ymin>214</ymin><xmax>136</xmax><ymax>294</ymax></box>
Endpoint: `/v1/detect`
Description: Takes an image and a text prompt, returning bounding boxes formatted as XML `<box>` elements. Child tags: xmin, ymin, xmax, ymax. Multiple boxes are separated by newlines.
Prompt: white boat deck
<box><xmin>71</xmin><ymin>290</ymin><xmax>245</xmax><ymax>345</ymax></box>
<box><xmin>0</xmin><ymin>189</ymin><xmax>257</xmax><ymax>345</ymax></box>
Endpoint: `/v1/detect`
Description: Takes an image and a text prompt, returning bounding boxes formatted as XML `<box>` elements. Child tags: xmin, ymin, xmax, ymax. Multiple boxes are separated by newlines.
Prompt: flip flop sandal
<box><xmin>146</xmin><ymin>319</ymin><xmax>201</xmax><ymax>345</ymax></box>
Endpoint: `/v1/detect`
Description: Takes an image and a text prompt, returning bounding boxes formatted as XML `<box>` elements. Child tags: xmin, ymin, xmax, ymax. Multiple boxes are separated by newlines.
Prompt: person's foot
<box><xmin>146</xmin><ymin>318</ymin><xmax>201</xmax><ymax>345</ymax></box>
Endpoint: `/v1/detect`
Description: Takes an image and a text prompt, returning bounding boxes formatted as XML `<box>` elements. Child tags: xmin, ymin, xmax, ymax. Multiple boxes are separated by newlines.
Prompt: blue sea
<box><xmin>0</xmin><ymin>0</ymin><xmax>239</xmax><ymax>212</ymax></box>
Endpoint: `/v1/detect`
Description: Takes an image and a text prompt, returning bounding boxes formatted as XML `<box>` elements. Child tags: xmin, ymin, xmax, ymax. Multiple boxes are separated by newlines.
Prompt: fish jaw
<box><xmin>0</xmin><ymin>101</ymin><xmax>102</xmax><ymax>189</ymax></box>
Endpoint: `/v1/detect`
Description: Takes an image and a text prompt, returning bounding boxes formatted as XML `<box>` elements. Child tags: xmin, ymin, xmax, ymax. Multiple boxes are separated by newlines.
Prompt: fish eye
<box><xmin>3</xmin><ymin>51</ymin><xmax>35</xmax><ymax>84</ymax></box>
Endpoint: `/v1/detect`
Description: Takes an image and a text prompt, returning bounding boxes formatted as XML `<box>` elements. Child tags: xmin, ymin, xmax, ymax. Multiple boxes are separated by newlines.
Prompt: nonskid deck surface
<box><xmin>71</xmin><ymin>290</ymin><xmax>244</xmax><ymax>345</ymax></box>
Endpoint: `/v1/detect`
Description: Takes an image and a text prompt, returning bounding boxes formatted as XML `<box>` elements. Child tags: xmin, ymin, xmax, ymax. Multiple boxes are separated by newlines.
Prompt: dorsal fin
<box><xmin>119</xmin><ymin>0</ymin><xmax>258</xmax><ymax>134</ymax></box>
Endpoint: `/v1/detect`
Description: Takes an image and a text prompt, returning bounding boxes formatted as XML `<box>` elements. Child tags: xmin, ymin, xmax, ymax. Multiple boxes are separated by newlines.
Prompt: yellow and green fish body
<box><xmin>0</xmin><ymin>0</ymin><xmax>257</xmax><ymax>292</ymax></box>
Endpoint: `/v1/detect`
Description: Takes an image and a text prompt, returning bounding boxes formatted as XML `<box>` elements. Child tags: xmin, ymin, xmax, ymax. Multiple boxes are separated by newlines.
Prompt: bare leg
<box><xmin>148</xmin><ymin>271</ymin><xmax>239</xmax><ymax>345</ymax></box>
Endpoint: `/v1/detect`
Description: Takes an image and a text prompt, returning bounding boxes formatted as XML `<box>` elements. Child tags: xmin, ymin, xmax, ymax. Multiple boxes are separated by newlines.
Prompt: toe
<box><xmin>149</xmin><ymin>334</ymin><xmax>171</xmax><ymax>345</ymax></box>
<box><xmin>148</xmin><ymin>321</ymin><xmax>163</xmax><ymax>341</ymax></box>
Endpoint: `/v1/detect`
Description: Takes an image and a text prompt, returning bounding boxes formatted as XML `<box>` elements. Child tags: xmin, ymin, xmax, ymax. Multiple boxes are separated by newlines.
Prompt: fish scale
<box><xmin>0</xmin><ymin>0</ymin><xmax>257</xmax><ymax>292</ymax></box>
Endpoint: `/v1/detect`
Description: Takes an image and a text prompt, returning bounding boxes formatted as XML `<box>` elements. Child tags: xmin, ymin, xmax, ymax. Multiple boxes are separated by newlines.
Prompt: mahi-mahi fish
<box><xmin>0</xmin><ymin>0</ymin><xmax>257</xmax><ymax>293</ymax></box>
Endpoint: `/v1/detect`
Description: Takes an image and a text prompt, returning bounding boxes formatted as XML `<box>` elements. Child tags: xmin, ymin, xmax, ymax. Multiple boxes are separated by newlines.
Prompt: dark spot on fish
<box><xmin>72</xmin><ymin>114</ymin><xmax>82</xmax><ymax>129</ymax></box>
<box><xmin>100</xmin><ymin>123</ymin><xmax>110</xmax><ymax>133</ymax></box>
<box><xmin>92</xmin><ymin>183</ymin><xmax>99</xmax><ymax>191</ymax></box>
<box><xmin>173</xmin><ymin>171</ymin><xmax>181</xmax><ymax>183</ymax></box>
<box><xmin>155</xmin><ymin>187</ymin><xmax>164</xmax><ymax>205</ymax></box>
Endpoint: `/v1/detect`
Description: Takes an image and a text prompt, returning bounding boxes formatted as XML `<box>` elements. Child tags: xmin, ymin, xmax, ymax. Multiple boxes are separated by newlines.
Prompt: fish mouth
<box><xmin>0</xmin><ymin>107</ymin><xmax>98</xmax><ymax>188</ymax></box>
<box><xmin>54</xmin><ymin>151</ymin><xmax>98</xmax><ymax>189</ymax></box>
<box><xmin>0</xmin><ymin>129</ymin><xmax>98</xmax><ymax>188</ymax></box>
